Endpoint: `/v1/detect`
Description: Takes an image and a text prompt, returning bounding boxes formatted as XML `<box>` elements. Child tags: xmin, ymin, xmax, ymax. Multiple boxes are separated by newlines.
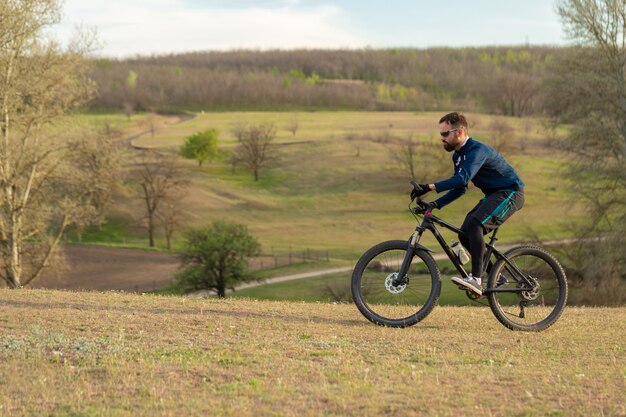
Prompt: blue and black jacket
<box><xmin>433</xmin><ymin>137</ymin><xmax>524</xmax><ymax>208</ymax></box>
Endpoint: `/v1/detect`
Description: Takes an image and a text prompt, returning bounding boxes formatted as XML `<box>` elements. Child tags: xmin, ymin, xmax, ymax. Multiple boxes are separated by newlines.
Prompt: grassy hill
<box><xmin>1</xmin><ymin>289</ymin><xmax>623</xmax><ymax>416</ymax></box>
<box><xmin>58</xmin><ymin>110</ymin><xmax>584</xmax><ymax>301</ymax></box>
<box><xmin>93</xmin><ymin>110</ymin><xmax>577</xmax><ymax>260</ymax></box>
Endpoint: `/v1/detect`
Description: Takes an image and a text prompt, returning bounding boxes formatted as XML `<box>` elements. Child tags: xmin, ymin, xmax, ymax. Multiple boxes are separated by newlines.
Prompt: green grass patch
<box><xmin>67</xmin><ymin>216</ymin><xmax>142</xmax><ymax>245</ymax></box>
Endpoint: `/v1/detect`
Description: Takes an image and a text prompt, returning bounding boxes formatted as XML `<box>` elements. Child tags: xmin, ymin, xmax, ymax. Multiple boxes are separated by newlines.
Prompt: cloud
<box><xmin>55</xmin><ymin>0</ymin><xmax>368</xmax><ymax>57</ymax></box>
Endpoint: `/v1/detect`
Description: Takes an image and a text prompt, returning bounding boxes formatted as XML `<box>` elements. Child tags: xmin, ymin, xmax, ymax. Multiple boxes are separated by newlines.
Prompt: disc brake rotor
<box><xmin>385</xmin><ymin>272</ymin><xmax>407</xmax><ymax>294</ymax></box>
<box><xmin>520</xmin><ymin>276</ymin><xmax>540</xmax><ymax>301</ymax></box>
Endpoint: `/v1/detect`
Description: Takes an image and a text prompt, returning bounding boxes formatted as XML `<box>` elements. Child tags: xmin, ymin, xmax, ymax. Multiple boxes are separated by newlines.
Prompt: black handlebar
<box><xmin>410</xmin><ymin>180</ymin><xmax>424</xmax><ymax>194</ymax></box>
<box><xmin>409</xmin><ymin>180</ymin><xmax>430</xmax><ymax>213</ymax></box>
<box><xmin>409</xmin><ymin>180</ymin><xmax>425</xmax><ymax>203</ymax></box>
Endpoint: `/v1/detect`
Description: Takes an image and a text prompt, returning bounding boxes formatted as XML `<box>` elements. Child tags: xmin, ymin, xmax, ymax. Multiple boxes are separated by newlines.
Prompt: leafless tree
<box><xmin>157</xmin><ymin>187</ymin><xmax>188</xmax><ymax>251</ymax></box>
<box><xmin>230</xmin><ymin>120</ymin><xmax>247</xmax><ymax>141</ymax></box>
<box><xmin>491</xmin><ymin>71</ymin><xmax>541</xmax><ymax>117</ymax></box>
<box><xmin>231</xmin><ymin>122</ymin><xmax>276</xmax><ymax>181</ymax></box>
<box><xmin>135</xmin><ymin>153</ymin><xmax>189</xmax><ymax>247</ymax></box>
<box><xmin>122</xmin><ymin>101</ymin><xmax>134</xmax><ymax>120</ymax></box>
<box><xmin>543</xmin><ymin>0</ymin><xmax>626</xmax><ymax>303</ymax></box>
<box><xmin>487</xmin><ymin>118</ymin><xmax>516</xmax><ymax>155</ymax></box>
<box><xmin>0</xmin><ymin>0</ymin><xmax>103</xmax><ymax>288</ymax></box>
<box><xmin>145</xmin><ymin>112</ymin><xmax>158</xmax><ymax>137</ymax></box>
<box><xmin>71</xmin><ymin>127</ymin><xmax>124</xmax><ymax>223</ymax></box>
<box><xmin>388</xmin><ymin>135</ymin><xmax>419</xmax><ymax>180</ymax></box>
<box><xmin>388</xmin><ymin>135</ymin><xmax>448</xmax><ymax>181</ymax></box>
<box><xmin>287</xmin><ymin>113</ymin><xmax>299</xmax><ymax>137</ymax></box>
<box><xmin>344</xmin><ymin>131</ymin><xmax>362</xmax><ymax>157</ymax></box>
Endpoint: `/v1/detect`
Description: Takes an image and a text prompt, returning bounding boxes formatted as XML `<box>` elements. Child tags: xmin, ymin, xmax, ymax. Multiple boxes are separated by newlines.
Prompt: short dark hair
<box><xmin>439</xmin><ymin>112</ymin><xmax>468</xmax><ymax>129</ymax></box>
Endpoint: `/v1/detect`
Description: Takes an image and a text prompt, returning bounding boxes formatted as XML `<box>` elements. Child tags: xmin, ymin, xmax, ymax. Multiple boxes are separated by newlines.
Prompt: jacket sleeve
<box><xmin>434</xmin><ymin>187</ymin><xmax>466</xmax><ymax>209</ymax></box>
<box><xmin>433</xmin><ymin>146</ymin><xmax>487</xmax><ymax>192</ymax></box>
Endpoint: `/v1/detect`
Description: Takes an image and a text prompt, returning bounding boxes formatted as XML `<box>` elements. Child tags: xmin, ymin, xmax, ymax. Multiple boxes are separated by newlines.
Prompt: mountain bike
<box><xmin>351</xmin><ymin>182</ymin><xmax>568</xmax><ymax>331</ymax></box>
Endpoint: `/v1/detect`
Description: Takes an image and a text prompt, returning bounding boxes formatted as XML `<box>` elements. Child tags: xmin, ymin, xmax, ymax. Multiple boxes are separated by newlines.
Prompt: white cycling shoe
<box><xmin>451</xmin><ymin>274</ymin><xmax>482</xmax><ymax>296</ymax></box>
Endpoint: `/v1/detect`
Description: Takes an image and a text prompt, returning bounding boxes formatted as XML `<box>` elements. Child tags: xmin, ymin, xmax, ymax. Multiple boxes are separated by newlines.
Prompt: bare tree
<box><xmin>388</xmin><ymin>135</ymin><xmax>448</xmax><ymax>181</ymax></box>
<box><xmin>157</xmin><ymin>187</ymin><xmax>188</xmax><ymax>251</ymax></box>
<box><xmin>388</xmin><ymin>135</ymin><xmax>419</xmax><ymax>180</ymax></box>
<box><xmin>136</xmin><ymin>153</ymin><xmax>189</xmax><ymax>247</ymax></box>
<box><xmin>230</xmin><ymin>120</ymin><xmax>247</xmax><ymax>141</ymax></box>
<box><xmin>72</xmin><ymin>126</ymin><xmax>123</xmax><ymax>223</ymax></box>
<box><xmin>487</xmin><ymin>118</ymin><xmax>516</xmax><ymax>155</ymax></box>
<box><xmin>232</xmin><ymin>122</ymin><xmax>276</xmax><ymax>181</ymax></box>
<box><xmin>491</xmin><ymin>71</ymin><xmax>541</xmax><ymax>117</ymax></box>
<box><xmin>544</xmin><ymin>0</ymin><xmax>626</xmax><ymax>303</ymax></box>
<box><xmin>344</xmin><ymin>131</ymin><xmax>362</xmax><ymax>157</ymax></box>
<box><xmin>229</xmin><ymin>120</ymin><xmax>247</xmax><ymax>173</ymax></box>
<box><xmin>122</xmin><ymin>101</ymin><xmax>134</xmax><ymax>121</ymax></box>
<box><xmin>145</xmin><ymin>112</ymin><xmax>158</xmax><ymax>137</ymax></box>
<box><xmin>287</xmin><ymin>113</ymin><xmax>299</xmax><ymax>137</ymax></box>
<box><xmin>520</xmin><ymin>117</ymin><xmax>533</xmax><ymax>151</ymax></box>
<box><xmin>0</xmin><ymin>0</ymin><xmax>102</xmax><ymax>288</ymax></box>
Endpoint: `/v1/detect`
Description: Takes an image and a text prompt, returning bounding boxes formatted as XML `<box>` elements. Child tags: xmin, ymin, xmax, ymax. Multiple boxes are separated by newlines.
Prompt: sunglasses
<box><xmin>440</xmin><ymin>128</ymin><xmax>461</xmax><ymax>138</ymax></box>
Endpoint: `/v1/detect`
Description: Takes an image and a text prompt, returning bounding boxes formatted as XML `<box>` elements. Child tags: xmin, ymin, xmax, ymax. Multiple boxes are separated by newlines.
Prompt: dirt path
<box><xmin>126</xmin><ymin>112</ymin><xmax>195</xmax><ymax>151</ymax></box>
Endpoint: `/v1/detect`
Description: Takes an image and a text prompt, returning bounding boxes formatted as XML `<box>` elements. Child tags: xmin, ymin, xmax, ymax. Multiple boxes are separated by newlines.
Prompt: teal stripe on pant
<box><xmin>481</xmin><ymin>191</ymin><xmax>516</xmax><ymax>225</ymax></box>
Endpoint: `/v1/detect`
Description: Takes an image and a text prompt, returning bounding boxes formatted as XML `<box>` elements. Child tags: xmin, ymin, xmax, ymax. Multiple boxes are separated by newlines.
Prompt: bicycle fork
<box><xmin>396</xmin><ymin>227</ymin><xmax>432</xmax><ymax>285</ymax></box>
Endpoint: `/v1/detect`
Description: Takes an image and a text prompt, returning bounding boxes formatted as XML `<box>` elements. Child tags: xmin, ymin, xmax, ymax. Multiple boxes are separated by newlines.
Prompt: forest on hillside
<box><xmin>90</xmin><ymin>47</ymin><xmax>557</xmax><ymax>116</ymax></box>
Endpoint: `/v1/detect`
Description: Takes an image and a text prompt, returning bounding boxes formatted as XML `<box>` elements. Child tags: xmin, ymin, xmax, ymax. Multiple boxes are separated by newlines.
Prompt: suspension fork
<box><xmin>397</xmin><ymin>228</ymin><xmax>422</xmax><ymax>283</ymax></box>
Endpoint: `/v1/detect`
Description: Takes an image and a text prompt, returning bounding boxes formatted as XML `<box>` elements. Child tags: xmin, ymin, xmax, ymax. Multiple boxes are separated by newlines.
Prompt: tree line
<box><xmin>89</xmin><ymin>47</ymin><xmax>553</xmax><ymax>116</ymax></box>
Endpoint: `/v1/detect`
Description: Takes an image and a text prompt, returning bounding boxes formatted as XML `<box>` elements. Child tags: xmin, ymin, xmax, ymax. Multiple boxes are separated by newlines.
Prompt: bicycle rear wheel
<box><xmin>487</xmin><ymin>245</ymin><xmax>567</xmax><ymax>331</ymax></box>
<box><xmin>351</xmin><ymin>240</ymin><xmax>441</xmax><ymax>327</ymax></box>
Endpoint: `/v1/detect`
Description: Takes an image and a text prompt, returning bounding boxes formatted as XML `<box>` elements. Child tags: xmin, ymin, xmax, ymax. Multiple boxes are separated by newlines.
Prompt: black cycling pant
<box><xmin>459</xmin><ymin>218</ymin><xmax>488</xmax><ymax>277</ymax></box>
<box><xmin>459</xmin><ymin>190</ymin><xmax>525</xmax><ymax>278</ymax></box>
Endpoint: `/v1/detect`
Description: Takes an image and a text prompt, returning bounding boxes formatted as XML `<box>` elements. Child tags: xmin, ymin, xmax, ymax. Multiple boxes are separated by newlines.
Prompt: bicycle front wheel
<box><xmin>351</xmin><ymin>240</ymin><xmax>441</xmax><ymax>327</ymax></box>
<box><xmin>487</xmin><ymin>245</ymin><xmax>568</xmax><ymax>332</ymax></box>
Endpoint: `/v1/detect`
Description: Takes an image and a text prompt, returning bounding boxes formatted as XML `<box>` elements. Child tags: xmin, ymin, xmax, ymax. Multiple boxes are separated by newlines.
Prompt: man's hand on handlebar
<box><xmin>409</xmin><ymin>181</ymin><xmax>431</xmax><ymax>200</ymax></box>
<box><xmin>421</xmin><ymin>201</ymin><xmax>438</xmax><ymax>212</ymax></box>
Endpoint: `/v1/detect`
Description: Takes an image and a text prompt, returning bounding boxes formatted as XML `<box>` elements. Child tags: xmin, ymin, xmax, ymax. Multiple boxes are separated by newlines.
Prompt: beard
<box><xmin>443</xmin><ymin>142</ymin><xmax>455</xmax><ymax>152</ymax></box>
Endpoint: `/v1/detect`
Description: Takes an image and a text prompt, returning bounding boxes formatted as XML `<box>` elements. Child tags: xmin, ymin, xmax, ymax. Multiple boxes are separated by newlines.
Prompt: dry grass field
<box><xmin>1</xmin><ymin>289</ymin><xmax>623</xmax><ymax>416</ymax></box>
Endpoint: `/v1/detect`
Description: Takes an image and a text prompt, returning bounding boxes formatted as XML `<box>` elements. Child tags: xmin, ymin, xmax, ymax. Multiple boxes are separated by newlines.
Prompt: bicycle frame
<box><xmin>398</xmin><ymin>209</ymin><xmax>535</xmax><ymax>294</ymax></box>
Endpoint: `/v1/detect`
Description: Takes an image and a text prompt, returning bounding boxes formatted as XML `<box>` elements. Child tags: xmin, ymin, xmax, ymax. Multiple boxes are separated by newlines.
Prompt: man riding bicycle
<box><xmin>411</xmin><ymin>112</ymin><xmax>525</xmax><ymax>296</ymax></box>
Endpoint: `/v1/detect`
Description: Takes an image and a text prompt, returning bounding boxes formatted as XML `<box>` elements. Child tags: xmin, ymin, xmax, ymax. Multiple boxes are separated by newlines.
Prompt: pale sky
<box><xmin>53</xmin><ymin>0</ymin><xmax>569</xmax><ymax>58</ymax></box>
